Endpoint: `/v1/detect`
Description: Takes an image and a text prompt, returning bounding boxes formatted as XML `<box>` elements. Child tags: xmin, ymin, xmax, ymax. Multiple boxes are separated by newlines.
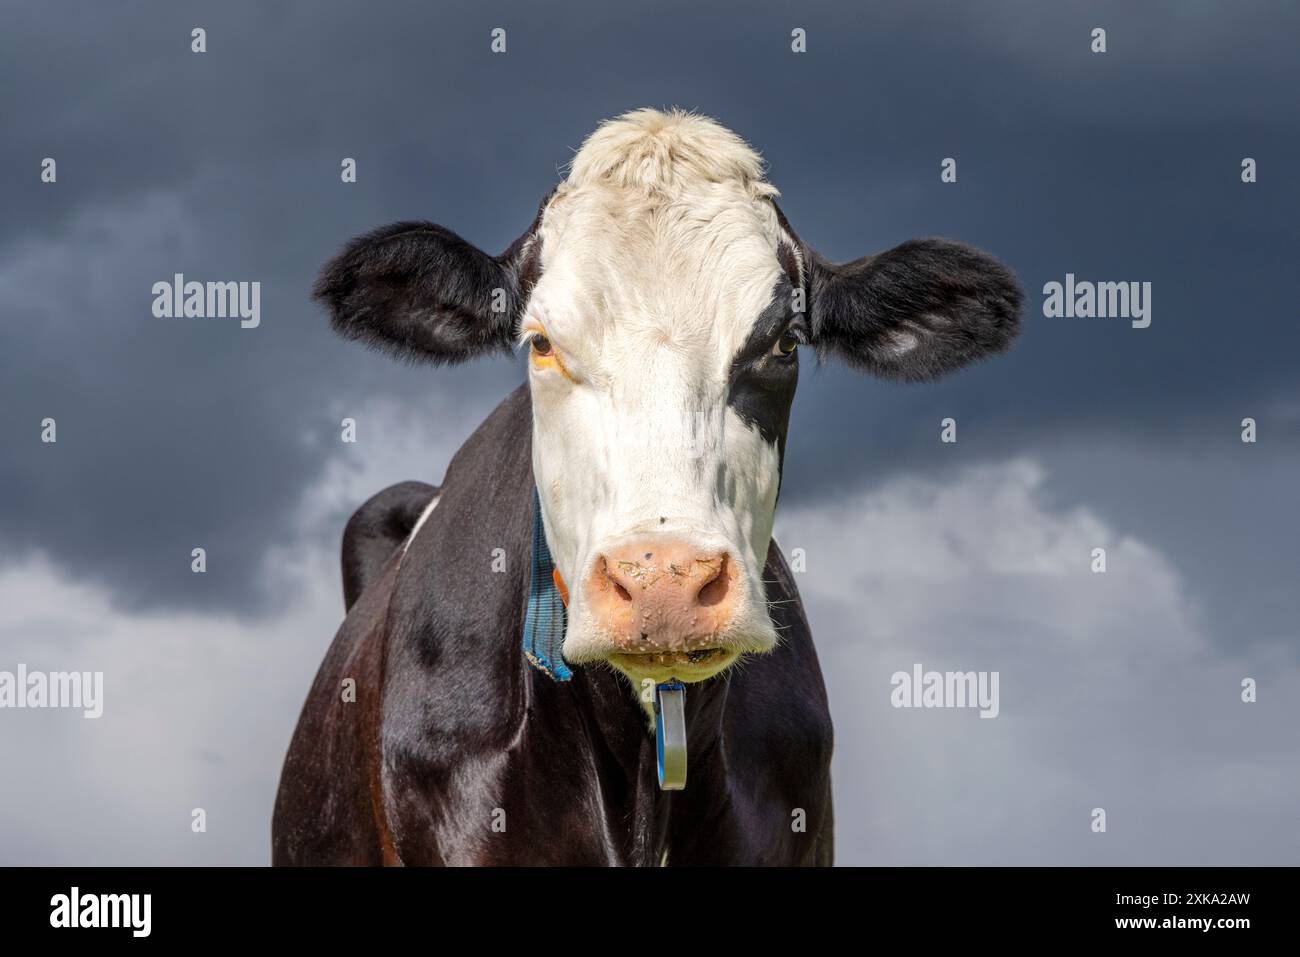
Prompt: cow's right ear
<box><xmin>313</xmin><ymin>196</ymin><xmax>548</xmax><ymax>365</ymax></box>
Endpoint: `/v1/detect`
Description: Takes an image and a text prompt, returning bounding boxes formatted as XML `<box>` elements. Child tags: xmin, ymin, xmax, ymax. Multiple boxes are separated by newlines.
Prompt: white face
<box><xmin>522</xmin><ymin>178</ymin><xmax>798</xmax><ymax>687</ymax></box>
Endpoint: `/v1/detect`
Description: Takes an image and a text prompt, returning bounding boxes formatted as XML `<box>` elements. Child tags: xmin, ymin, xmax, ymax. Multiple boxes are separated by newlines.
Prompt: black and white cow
<box><xmin>272</xmin><ymin>109</ymin><xmax>1022</xmax><ymax>865</ymax></box>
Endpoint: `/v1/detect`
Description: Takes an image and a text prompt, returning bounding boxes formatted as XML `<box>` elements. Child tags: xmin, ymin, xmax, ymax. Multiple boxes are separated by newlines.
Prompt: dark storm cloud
<box><xmin>2</xmin><ymin>0</ymin><xmax>1299</xmax><ymax>869</ymax></box>
<box><xmin>1</xmin><ymin>0</ymin><xmax>1297</xmax><ymax>621</ymax></box>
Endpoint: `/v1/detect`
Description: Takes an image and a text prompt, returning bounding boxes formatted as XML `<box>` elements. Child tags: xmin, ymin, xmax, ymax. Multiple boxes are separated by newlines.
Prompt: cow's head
<box><xmin>315</xmin><ymin>109</ymin><xmax>1022</xmax><ymax>689</ymax></box>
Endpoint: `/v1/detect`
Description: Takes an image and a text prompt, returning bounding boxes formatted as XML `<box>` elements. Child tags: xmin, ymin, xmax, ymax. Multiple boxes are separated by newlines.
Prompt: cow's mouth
<box><xmin>608</xmin><ymin>647</ymin><xmax>736</xmax><ymax>682</ymax></box>
<box><xmin>618</xmin><ymin>648</ymin><xmax>728</xmax><ymax>667</ymax></box>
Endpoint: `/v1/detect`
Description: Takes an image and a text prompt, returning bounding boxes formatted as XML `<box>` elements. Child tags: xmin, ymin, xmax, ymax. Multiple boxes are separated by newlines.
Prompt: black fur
<box><xmin>313</xmin><ymin>193</ymin><xmax>550</xmax><ymax>365</ymax></box>
<box><xmin>807</xmin><ymin>238</ymin><xmax>1023</xmax><ymax>382</ymax></box>
<box><xmin>341</xmin><ymin>480</ymin><xmax>439</xmax><ymax>611</ymax></box>
<box><xmin>726</xmin><ymin>278</ymin><xmax>801</xmax><ymax>466</ymax></box>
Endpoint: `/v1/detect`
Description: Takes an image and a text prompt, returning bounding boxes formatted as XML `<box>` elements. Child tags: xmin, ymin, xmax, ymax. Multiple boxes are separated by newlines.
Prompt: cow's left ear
<box><xmin>803</xmin><ymin>238</ymin><xmax>1023</xmax><ymax>382</ymax></box>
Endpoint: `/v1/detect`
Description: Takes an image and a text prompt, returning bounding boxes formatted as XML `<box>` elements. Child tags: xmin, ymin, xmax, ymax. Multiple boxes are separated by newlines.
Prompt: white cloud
<box><xmin>0</xmin><ymin>549</ymin><xmax>335</xmax><ymax>864</ymax></box>
<box><xmin>2</xmin><ymin>450</ymin><xmax>1296</xmax><ymax>864</ymax></box>
<box><xmin>776</xmin><ymin>459</ymin><xmax>1300</xmax><ymax>864</ymax></box>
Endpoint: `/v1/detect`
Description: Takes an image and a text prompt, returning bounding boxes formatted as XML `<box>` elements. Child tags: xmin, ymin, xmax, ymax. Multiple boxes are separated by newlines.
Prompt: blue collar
<box><xmin>523</xmin><ymin>487</ymin><xmax>572</xmax><ymax>681</ymax></box>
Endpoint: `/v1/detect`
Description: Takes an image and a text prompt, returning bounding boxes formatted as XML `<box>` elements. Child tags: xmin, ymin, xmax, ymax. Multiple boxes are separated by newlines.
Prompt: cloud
<box><xmin>4</xmin><ymin>447</ymin><xmax>1294</xmax><ymax>864</ymax></box>
<box><xmin>0</xmin><ymin>177</ymin><xmax>521</xmax><ymax>613</ymax></box>
<box><xmin>775</xmin><ymin>459</ymin><xmax>1300</xmax><ymax>864</ymax></box>
<box><xmin>0</xmin><ymin>395</ymin><xmax>475</xmax><ymax>865</ymax></box>
<box><xmin>3</xmin><ymin>0</ymin><xmax>1298</xmax><ymax>621</ymax></box>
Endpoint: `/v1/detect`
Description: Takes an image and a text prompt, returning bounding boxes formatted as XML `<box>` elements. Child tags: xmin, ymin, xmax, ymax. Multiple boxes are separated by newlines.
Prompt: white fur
<box><xmin>402</xmin><ymin>494</ymin><xmax>441</xmax><ymax>553</ymax></box>
<box><xmin>522</xmin><ymin>110</ymin><xmax>789</xmax><ymax>670</ymax></box>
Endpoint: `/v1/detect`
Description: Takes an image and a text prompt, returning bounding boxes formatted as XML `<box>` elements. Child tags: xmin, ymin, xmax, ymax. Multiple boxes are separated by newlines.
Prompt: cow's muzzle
<box><xmin>583</xmin><ymin>538</ymin><xmax>747</xmax><ymax>681</ymax></box>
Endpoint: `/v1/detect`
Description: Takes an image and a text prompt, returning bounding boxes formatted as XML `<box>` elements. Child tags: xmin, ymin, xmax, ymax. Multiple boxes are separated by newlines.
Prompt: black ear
<box><xmin>313</xmin><ymin>193</ymin><xmax>549</xmax><ymax>365</ymax></box>
<box><xmin>805</xmin><ymin>238</ymin><xmax>1023</xmax><ymax>382</ymax></box>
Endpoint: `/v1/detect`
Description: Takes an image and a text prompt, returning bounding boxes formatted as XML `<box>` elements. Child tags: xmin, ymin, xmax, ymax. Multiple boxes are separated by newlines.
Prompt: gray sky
<box><xmin>1</xmin><ymin>0</ymin><xmax>1297</xmax><ymax>864</ymax></box>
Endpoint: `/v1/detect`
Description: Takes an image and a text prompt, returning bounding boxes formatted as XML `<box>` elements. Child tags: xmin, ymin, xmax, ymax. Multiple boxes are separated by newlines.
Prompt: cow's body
<box><xmin>273</xmin><ymin>385</ymin><xmax>834</xmax><ymax>865</ymax></box>
<box><xmin>275</xmin><ymin>108</ymin><xmax>1022</xmax><ymax>866</ymax></box>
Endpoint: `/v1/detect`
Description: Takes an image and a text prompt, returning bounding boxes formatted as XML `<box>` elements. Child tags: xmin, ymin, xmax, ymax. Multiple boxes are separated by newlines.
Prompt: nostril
<box><xmin>695</xmin><ymin>555</ymin><xmax>730</xmax><ymax>608</ymax></box>
<box><xmin>598</xmin><ymin>557</ymin><xmax>634</xmax><ymax>604</ymax></box>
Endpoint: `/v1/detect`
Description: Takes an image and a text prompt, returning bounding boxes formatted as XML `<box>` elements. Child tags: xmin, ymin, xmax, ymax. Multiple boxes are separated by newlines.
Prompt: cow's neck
<box><xmin>542</xmin><ymin>657</ymin><xmax>733</xmax><ymax>863</ymax></box>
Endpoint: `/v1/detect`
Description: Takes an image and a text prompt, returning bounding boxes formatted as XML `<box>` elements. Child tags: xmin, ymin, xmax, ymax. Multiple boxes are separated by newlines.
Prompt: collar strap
<box><xmin>655</xmin><ymin>680</ymin><xmax>688</xmax><ymax>789</ymax></box>
<box><xmin>523</xmin><ymin>487</ymin><xmax>572</xmax><ymax>681</ymax></box>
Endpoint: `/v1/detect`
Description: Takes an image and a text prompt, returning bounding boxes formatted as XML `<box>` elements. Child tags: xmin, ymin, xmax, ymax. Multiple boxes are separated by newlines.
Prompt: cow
<box><xmin>272</xmin><ymin>109</ymin><xmax>1022</xmax><ymax>865</ymax></box>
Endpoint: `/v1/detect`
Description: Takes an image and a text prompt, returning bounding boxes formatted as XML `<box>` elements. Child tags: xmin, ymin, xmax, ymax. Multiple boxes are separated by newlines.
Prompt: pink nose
<box><xmin>584</xmin><ymin>541</ymin><xmax>739</xmax><ymax>653</ymax></box>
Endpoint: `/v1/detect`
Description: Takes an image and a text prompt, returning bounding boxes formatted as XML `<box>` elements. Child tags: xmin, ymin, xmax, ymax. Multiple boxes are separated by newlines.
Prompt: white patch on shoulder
<box><xmin>402</xmin><ymin>494</ymin><xmax>441</xmax><ymax>554</ymax></box>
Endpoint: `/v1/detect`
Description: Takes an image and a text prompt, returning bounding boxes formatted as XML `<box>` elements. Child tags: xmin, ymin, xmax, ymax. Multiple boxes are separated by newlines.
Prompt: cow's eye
<box><xmin>529</xmin><ymin>333</ymin><xmax>553</xmax><ymax>357</ymax></box>
<box><xmin>772</xmin><ymin>332</ymin><xmax>800</xmax><ymax>358</ymax></box>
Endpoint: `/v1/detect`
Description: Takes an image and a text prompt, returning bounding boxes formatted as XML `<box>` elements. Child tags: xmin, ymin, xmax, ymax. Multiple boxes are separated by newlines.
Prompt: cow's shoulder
<box><xmin>378</xmin><ymin>384</ymin><xmax>536</xmax><ymax>753</ymax></box>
